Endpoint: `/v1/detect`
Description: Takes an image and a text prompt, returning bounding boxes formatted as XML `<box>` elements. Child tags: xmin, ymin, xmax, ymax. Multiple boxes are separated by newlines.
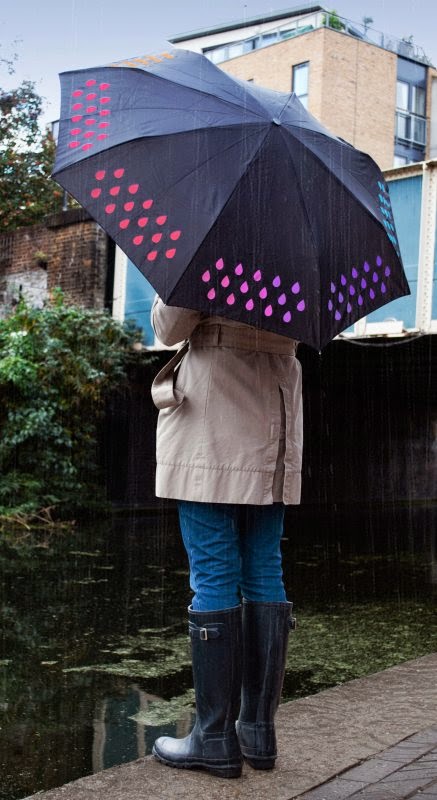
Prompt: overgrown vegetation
<box><xmin>0</xmin><ymin>291</ymin><xmax>144</xmax><ymax>528</ymax></box>
<box><xmin>0</xmin><ymin>43</ymin><xmax>73</xmax><ymax>231</ymax></box>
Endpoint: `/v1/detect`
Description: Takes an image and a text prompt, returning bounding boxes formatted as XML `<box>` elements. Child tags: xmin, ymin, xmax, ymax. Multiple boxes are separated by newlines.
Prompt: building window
<box><xmin>292</xmin><ymin>61</ymin><xmax>309</xmax><ymax>108</ymax></box>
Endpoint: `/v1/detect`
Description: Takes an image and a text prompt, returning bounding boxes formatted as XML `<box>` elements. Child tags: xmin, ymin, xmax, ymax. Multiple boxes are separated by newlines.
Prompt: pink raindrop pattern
<box><xmin>89</xmin><ymin>168</ymin><xmax>182</xmax><ymax>264</ymax></box>
<box><xmin>201</xmin><ymin>259</ymin><xmax>307</xmax><ymax>324</ymax></box>
<box><xmin>69</xmin><ymin>78</ymin><xmax>112</xmax><ymax>153</ymax></box>
<box><xmin>327</xmin><ymin>255</ymin><xmax>392</xmax><ymax>322</ymax></box>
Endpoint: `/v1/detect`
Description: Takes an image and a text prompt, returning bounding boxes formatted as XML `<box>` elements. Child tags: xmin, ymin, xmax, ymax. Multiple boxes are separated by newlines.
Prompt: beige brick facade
<box><xmin>220</xmin><ymin>27</ymin><xmax>397</xmax><ymax>169</ymax></box>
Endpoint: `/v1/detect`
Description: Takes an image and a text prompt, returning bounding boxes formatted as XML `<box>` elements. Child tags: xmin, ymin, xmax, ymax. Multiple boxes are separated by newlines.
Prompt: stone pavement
<box><xmin>25</xmin><ymin>652</ymin><xmax>437</xmax><ymax>800</ymax></box>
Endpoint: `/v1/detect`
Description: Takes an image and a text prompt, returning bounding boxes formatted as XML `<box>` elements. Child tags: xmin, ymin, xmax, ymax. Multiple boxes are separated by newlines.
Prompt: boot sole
<box><xmin>152</xmin><ymin>746</ymin><xmax>242</xmax><ymax>779</ymax></box>
<box><xmin>243</xmin><ymin>755</ymin><xmax>276</xmax><ymax>770</ymax></box>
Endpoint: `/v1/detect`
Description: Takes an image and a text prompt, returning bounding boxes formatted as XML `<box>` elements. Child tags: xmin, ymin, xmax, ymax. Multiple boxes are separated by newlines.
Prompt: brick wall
<box><xmin>220</xmin><ymin>27</ymin><xmax>397</xmax><ymax>169</ymax></box>
<box><xmin>0</xmin><ymin>209</ymin><xmax>109</xmax><ymax>312</ymax></box>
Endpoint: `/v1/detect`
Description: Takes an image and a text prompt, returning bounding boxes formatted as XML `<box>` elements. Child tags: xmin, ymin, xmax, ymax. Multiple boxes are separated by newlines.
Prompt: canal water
<box><xmin>0</xmin><ymin>504</ymin><xmax>436</xmax><ymax>800</ymax></box>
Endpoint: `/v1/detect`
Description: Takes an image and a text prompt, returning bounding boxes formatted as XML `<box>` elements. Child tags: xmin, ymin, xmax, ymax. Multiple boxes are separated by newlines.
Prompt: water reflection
<box><xmin>0</xmin><ymin>507</ymin><xmax>436</xmax><ymax>800</ymax></box>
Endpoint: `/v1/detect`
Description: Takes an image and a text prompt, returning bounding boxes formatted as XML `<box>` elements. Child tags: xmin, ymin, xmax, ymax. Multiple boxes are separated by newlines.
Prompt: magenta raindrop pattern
<box><xmin>69</xmin><ymin>78</ymin><xmax>112</xmax><ymax>153</ymax></box>
<box><xmin>89</xmin><ymin>168</ymin><xmax>182</xmax><ymax>264</ymax></box>
<box><xmin>201</xmin><ymin>259</ymin><xmax>306</xmax><ymax>324</ymax></box>
<box><xmin>327</xmin><ymin>255</ymin><xmax>392</xmax><ymax>322</ymax></box>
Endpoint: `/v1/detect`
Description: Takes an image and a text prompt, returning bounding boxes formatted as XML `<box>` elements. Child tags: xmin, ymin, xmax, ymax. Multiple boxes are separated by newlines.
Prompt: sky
<box><xmin>1</xmin><ymin>0</ymin><xmax>436</xmax><ymax>129</ymax></box>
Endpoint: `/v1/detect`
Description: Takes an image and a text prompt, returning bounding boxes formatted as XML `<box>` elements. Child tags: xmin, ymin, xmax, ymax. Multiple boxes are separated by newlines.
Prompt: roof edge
<box><xmin>169</xmin><ymin>4</ymin><xmax>326</xmax><ymax>43</ymax></box>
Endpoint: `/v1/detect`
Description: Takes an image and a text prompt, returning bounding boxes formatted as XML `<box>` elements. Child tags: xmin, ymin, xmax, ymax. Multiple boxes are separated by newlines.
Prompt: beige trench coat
<box><xmin>151</xmin><ymin>297</ymin><xmax>303</xmax><ymax>505</ymax></box>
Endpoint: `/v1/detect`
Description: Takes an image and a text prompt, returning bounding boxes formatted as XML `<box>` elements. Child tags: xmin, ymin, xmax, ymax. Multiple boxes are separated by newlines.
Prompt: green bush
<box><xmin>0</xmin><ymin>290</ymin><xmax>145</xmax><ymax>524</ymax></box>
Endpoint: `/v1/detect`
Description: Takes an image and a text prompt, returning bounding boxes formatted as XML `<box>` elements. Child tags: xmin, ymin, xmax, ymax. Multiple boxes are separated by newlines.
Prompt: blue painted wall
<box><xmin>365</xmin><ymin>174</ymin><xmax>422</xmax><ymax>328</ymax></box>
<box><xmin>125</xmin><ymin>258</ymin><xmax>156</xmax><ymax>345</ymax></box>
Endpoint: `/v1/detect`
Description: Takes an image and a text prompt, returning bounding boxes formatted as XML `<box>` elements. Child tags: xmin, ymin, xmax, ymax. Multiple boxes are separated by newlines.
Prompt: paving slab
<box><xmin>24</xmin><ymin>653</ymin><xmax>437</xmax><ymax>800</ymax></box>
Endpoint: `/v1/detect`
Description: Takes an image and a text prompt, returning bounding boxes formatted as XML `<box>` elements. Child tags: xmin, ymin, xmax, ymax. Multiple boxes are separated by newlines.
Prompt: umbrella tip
<box><xmin>272</xmin><ymin>117</ymin><xmax>281</xmax><ymax>125</ymax></box>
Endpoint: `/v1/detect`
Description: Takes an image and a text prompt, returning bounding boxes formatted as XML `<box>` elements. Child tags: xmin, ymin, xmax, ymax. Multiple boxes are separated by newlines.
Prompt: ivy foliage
<box><xmin>0</xmin><ymin>291</ymin><xmax>144</xmax><ymax>522</ymax></box>
<box><xmin>0</xmin><ymin>46</ymin><xmax>73</xmax><ymax>231</ymax></box>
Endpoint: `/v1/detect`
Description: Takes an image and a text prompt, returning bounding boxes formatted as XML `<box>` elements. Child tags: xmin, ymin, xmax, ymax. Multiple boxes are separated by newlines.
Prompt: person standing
<box><xmin>150</xmin><ymin>296</ymin><xmax>303</xmax><ymax>778</ymax></box>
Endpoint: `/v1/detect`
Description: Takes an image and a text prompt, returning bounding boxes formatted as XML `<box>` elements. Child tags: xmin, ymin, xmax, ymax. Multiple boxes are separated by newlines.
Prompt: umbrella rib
<box><xmin>278</xmin><ymin>126</ymin><xmax>322</xmax><ymax>348</ymax></box>
<box><xmin>167</xmin><ymin>126</ymin><xmax>272</xmax><ymax>302</ymax></box>
<box><xmin>120</xmin><ymin>66</ymin><xmax>269</xmax><ymax>122</ymax></box>
<box><xmin>282</xmin><ymin>122</ymin><xmax>389</xmax><ymax>232</ymax></box>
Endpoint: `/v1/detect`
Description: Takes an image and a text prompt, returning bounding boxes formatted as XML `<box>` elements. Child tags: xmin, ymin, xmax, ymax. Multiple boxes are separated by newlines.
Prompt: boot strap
<box><xmin>289</xmin><ymin>616</ymin><xmax>297</xmax><ymax>631</ymax></box>
<box><xmin>189</xmin><ymin>621</ymin><xmax>223</xmax><ymax>640</ymax></box>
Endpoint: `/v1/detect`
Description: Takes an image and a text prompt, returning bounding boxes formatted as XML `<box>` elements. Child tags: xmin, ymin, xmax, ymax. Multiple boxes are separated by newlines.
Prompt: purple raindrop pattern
<box><xmin>201</xmin><ymin>258</ymin><xmax>307</xmax><ymax>324</ymax></box>
<box><xmin>327</xmin><ymin>255</ymin><xmax>392</xmax><ymax>322</ymax></box>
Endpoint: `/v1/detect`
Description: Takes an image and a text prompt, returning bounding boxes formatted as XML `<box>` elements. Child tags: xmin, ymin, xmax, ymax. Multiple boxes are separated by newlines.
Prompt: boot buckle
<box><xmin>199</xmin><ymin>627</ymin><xmax>208</xmax><ymax>640</ymax></box>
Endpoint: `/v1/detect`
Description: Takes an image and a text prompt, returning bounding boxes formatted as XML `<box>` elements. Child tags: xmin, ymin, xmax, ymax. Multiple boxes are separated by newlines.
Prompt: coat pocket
<box><xmin>151</xmin><ymin>341</ymin><xmax>189</xmax><ymax>409</ymax></box>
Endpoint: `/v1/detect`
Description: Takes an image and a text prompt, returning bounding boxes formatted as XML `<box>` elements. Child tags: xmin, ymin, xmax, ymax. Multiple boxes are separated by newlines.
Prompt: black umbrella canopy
<box><xmin>53</xmin><ymin>47</ymin><xmax>410</xmax><ymax>350</ymax></box>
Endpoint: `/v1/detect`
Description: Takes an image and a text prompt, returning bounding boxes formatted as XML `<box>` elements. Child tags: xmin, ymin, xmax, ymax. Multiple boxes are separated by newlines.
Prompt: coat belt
<box><xmin>190</xmin><ymin>324</ymin><xmax>298</xmax><ymax>355</ymax></box>
<box><xmin>151</xmin><ymin>324</ymin><xmax>297</xmax><ymax>410</ymax></box>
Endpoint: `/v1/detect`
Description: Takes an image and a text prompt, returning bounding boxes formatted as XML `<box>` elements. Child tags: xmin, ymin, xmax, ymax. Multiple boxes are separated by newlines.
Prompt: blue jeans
<box><xmin>178</xmin><ymin>501</ymin><xmax>287</xmax><ymax>611</ymax></box>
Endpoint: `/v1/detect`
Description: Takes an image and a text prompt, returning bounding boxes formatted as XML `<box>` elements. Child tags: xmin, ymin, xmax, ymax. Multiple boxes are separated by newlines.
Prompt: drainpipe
<box><xmin>415</xmin><ymin>159</ymin><xmax>437</xmax><ymax>332</ymax></box>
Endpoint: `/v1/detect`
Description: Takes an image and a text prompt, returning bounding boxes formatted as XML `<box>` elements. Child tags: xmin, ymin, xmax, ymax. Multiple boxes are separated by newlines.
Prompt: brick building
<box><xmin>0</xmin><ymin>209</ymin><xmax>112</xmax><ymax>313</ymax></box>
<box><xmin>170</xmin><ymin>3</ymin><xmax>437</xmax><ymax>170</ymax></box>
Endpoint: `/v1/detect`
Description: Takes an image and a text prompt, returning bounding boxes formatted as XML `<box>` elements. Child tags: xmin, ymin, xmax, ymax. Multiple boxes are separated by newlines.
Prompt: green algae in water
<box><xmin>284</xmin><ymin>601</ymin><xmax>437</xmax><ymax>699</ymax></box>
<box><xmin>129</xmin><ymin>689</ymin><xmax>195</xmax><ymax>726</ymax></box>
<box><xmin>63</xmin><ymin>633</ymin><xmax>191</xmax><ymax>679</ymax></box>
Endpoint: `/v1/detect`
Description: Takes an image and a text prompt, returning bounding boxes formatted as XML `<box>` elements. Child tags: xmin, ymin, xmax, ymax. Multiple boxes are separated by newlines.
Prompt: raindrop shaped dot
<box><xmin>361</xmin><ymin>278</ymin><xmax>367</xmax><ymax>289</ymax></box>
<box><xmin>335</xmin><ymin>310</ymin><xmax>341</xmax><ymax>321</ymax></box>
<box><xmin>283</xmin><ymin>311</ymin><xmax>291</xmax><ymax>323</ymax></box>
<box><xmin>328</xmin><ymin>299</ymin><xmax>333</xmax><ymax>311</ymax></box>
<box><xmin>278</xmin><ymin>293</ymin><xmax>286</xmax><ymax>305</ymax></box>
<box><xmin>381</xmin><ymin>282</ymin><xmax>387</xmax><ymax>294</ymax></box>
<box><xmin>234</xmin><ymin>263</ymin><xmax>243</xmax><ymax>276</ymax></box>
<box><xmin>291</xmin><ymin>281</ymin><xmax>300</xmax><ymax>294</ymax></box>
<box><xmin>349</xmin><ymin>285</ymin><xmax>356</xmax><ymax>296</ymax></box>
<box><xmin>296</xmin><ymin>299</ymin><xmax>305</xmax><ymax>312</ymax></box>
<box><xmin>341</xmin><ymin>274</ymin><xmax>347</xmax><ymax>286</ymax></box>
<box><xmin>259</xmin><ymin>287</ymin><xmax>267</xmax><ymax>299</ymax></box>
<box><xmin>364</xmin><ymin>261</ymin><xmax>370</xmax><ymax>273</ymax></box>
<box><xmin>246</xmin><ymin>299</ymin><xmax>254</xmax><ymax>311</ymax></box>
<box><xmin>358</xmin><ymin>295</ymin><xmax>364</xmax><ymax>306</ymax></box>
<box><xmin>216</xmin><ymin>258</ymin><xmax>224</xmax><ymax>270</ymax></box>
<box><xmin>207</xmin><ymin>288</ymin><xmax>216</xmax><ymax>300</ymax></box>
<box><xmin>372</xmin><ymin>272</ymin><xmax>379</xmax><ymax>283</ymax></box>
<box><xmin>221</xmin><ymin>275</ymin><xmax>230</xmax><ymax>288</ymax></box>
<box><xmin>227</xmin><ymin>293</ymin><xmax>235</xmax><ymax>305</ymax></box>
<box><xmin>253</xmin><ymin>269</ymin><xmax>262</xmax><ymax>282</ymax></box>
<box><xmin>240</xmin><ymin>281</ymin><xmax>249</xmax><ymax>293</ymax></box>
<box><xmin>202</xmin><ymin>270</ymin><xmax>210</xmax><ymax>282</ymax></box>
<box><xmin>369</xmin><ymin>288</ymin><xmax>375</xmax><ymax>300</ymax></box>
<box><xmin>376</xmin><ymin>255</ymin><xmax>382</xmax><ymax>266</ymax></box>
<box><xmin>272</xmin><ymin>275</ymin><xmax>281</xmax><ymax>288</ymax></box>
<box><xmin>347</xmin><ymin>302</ymin><xmax>352</xmax><ymax>313</ymax></box>
<box><xmin>264</xmin><ymin>305</ymin><xmax>273</xmax><ymax>317</ymax></box>
<box><xmin>338</xmin><ymin>292</ymin><xmax>344</xmax><ymax>303</ymax></box>
<box><xmin>385</xmin><ymin>266</ymin><xmax>391</xmax><ymax>277</ymax></box>
<box><xmin>330</xmin><ymin>282</ymin><xmax>336</xmax><ymax>293</ymax></box>
<box><xmin>352</xmin><ymin>267</ymin><xmax>358</xmax><ymax>279</ymax></box>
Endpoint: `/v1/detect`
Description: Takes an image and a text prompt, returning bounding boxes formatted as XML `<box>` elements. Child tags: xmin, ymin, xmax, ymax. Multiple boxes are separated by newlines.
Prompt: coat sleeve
<box><xmin>151</xmin><ymin>295</ymin><xmax>204</xmax><ymax>346</ymax></box>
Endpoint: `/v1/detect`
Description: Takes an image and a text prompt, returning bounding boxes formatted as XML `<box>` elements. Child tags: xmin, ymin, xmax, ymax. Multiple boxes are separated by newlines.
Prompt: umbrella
<box><xmin>53</xmin><ymin>47</ymin><xmax>410</xmax><ymax>350</ymax></box>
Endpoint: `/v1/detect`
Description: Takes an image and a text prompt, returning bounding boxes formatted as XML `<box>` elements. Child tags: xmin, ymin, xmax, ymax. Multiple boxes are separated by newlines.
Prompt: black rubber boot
<box><xmin>153</xmin><ymin>604</ymin><xmax>243</xmax><ymax>778</ymax></box>
<box><xmin>236</xmin><ymin>600</ymin><xmax>295</xmax><ymax>770</ymax></box>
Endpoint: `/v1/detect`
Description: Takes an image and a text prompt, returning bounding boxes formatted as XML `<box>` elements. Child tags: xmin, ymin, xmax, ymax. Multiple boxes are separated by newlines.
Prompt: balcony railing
<box><xmin>202</xmin><ymin>11</ymin><xmax>433</xmax><ymax>67</ymax></box>
<box><xmin>395</xmin><ymin>110</ymin><xmax>427</xmax><ymax>146</ymax></box>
